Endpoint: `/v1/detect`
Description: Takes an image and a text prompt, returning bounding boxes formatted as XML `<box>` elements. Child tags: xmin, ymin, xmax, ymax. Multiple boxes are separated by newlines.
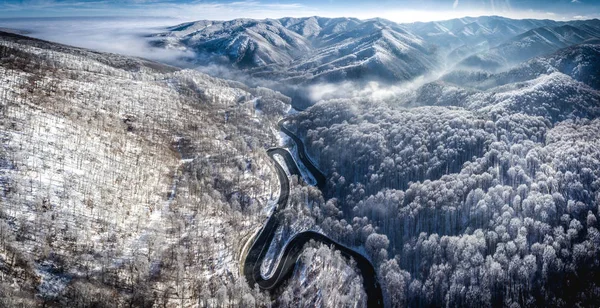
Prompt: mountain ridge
<box><xmin>150</xmin><ymin>16</ymin><xmax>439</xmax><ymax>84</ymax></box>
<box><xmin>150</xmin><ymin>15</ymin><xmax>600</xmax><ymax>91</ymax></box>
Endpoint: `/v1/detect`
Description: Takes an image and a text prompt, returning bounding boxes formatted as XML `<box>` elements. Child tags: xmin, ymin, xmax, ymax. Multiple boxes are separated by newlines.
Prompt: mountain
<box><xmin>412</xmin><ymin>43</ymin><xmax>600</xmax><ymax>122</ymax></box>
<box><xmin>152</xmin><ymin>18</ymin><xmax>312</xmax><ymax>67</ymax></box>
<box><xmin>4</xmin><ymin>14</ymin><xmax>600</xmax><ymax>308</ymax></box>
<box><xmin>404</xmin><ymin>16</ymin><xmax>561</xmax><ymax>63</ymax></box>
<box><xmin>468</xmin><ymin>72</ymin><xmax>600</xmax><ymax>122</ymax></box>
<box><xmin>286</xmin><ymin>34</ymin><xmax>600</xmax><ymax>306</ymax></box>
<box><xmin>150</xmin><ymin>16</ymin><xmax>600</xmax><ymax>92</ymax></box>
<box><xmin>455</xmin><ymin>22</ymin><xmax>600</xmax><ymax>71</ymax></box>
<box><xmin>286</xmin><ymin>18</ymin><xmax>438</xmax><ymax>82</ymax></box>
<box><xmin>405</xmin><ymin>16</ymin><xmax>558</xmax><ymax>49</ymax></box>
<box><xmin>150</xmin><ymin>17</ymin><xmax>439</xmax><ymax>84</ymax></box>
<box><xmin>288</xmin><ymin>69</ymin><xmax>600</xmax><ymax>308</ymax></box>
<box><xmin>0</xmin><ymin>30</ymin><xmax>293</xmax><ymax>306</ymax></box>
<box><xmin>443</xmin><ymin>43</ymin><xmax>600</xmax><ymax>90</ymax></box>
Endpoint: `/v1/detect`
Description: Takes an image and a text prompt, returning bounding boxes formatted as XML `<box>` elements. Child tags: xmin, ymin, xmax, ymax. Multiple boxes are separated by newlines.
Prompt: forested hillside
<box><xmin>0</xmin><ymin>31</ymin><xmax>286</xmax><ymax>306</ymax></box>
<box><xmin>3</xmin><ymin>13</ymin><xmax>600</xmax><ymax>307</ymax></box>
<box><xmin>0</xmin><ymin>31</ymin><xmax>366</xmax><ymax>306</ymax></box>
<box><xmin>287</xmin><ymin>43</ymin><xmax>600</xmax><ymax>307</ymax></box>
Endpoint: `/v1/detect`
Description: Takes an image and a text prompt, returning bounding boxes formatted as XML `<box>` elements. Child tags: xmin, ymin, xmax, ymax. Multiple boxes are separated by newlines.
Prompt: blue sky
<box><xmin>0</xmin><ymin>0</ymin><xmax>598</xmax><ymax>22</ymax></box>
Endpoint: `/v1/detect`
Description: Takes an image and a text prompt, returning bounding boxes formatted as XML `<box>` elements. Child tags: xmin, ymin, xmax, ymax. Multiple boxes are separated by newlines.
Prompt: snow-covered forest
<box><xmin>0</xmin><ymin>32</ymin><xmax>368</xmax><ymax>306</ymax></box>
<box><xmin>286</xmin><ymin>43</ymin><xmax>600</xmax><ymax>306</ymax></box>
<box><xmin>0</xmin><ymin>32</ymin><xmax>280</xmax><ymax>306</ymax></box>
<box><xmin>2</xmin><ymin>11</ymin><xmax>600</xmax><ymax>308</ymax></box>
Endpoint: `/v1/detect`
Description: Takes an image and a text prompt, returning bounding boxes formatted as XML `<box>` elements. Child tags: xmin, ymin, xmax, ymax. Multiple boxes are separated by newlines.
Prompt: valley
<box><xmin>242</xmin><ymin>120</ymin><xmax>382</xmax><ymax>306</ymax></box>
<box><xmin>1</xmin><ymin>10</ymin><xmax>600</xmax><ymax>307</ymax></box>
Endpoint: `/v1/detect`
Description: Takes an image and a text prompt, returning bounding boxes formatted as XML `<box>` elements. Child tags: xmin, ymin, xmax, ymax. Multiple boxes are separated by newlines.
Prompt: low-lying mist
<box><xmin>193</xmin><ymin>62</ymin><xmax>453</xmax><ymax>109</ymax></box>
<box><xmin>0</xmin><ymin>16</ymin><xmax>194</xmax><ymax>66</ymax></box>
<box><xmin>0</xmin><ymin>16</ymin><xmax>464</xmax><ymax>108</ymax></box>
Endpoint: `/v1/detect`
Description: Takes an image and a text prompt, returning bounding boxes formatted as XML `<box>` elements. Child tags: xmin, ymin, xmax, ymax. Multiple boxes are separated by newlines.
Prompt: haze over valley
<box><xmin>1</xmin><ymin>0</ymin><xmax>600</xmax><ymax>307</ymax></box>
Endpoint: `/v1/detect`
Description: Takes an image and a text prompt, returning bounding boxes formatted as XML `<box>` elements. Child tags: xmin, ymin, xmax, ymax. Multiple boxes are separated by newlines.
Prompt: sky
<box><xmin>0</xmin><ymin>0</ymin><xmax>599</xmax><ymax>22</ymax></box>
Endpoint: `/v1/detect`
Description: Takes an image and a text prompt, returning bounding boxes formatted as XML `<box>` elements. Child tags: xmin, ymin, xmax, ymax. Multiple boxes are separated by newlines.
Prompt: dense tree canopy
<box><xmin>288</xmin><ymin>69</ymin><xmax>600</xmax><ymax>306</ymax></box>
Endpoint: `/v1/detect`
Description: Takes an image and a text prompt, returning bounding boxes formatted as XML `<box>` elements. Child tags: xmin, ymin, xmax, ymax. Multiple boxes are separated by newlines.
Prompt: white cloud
<box><xmin>571</xmin><ymin>0</ymin><xmax>581</xmax><ymax>3</ymax></box>
<box><xmin>453</xmin><ymin>0</ymin><xmax>459</xmax><ymax>9</ymax></box>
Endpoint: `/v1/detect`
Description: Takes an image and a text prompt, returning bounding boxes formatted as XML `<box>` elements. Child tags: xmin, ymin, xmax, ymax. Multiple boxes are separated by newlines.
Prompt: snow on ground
<box><xmin>272</xmin><ymin>153</ymin><xmax>291</xmax><ymax>176</ymax></box>
<box><xmin>286</xmin><ymin>106</ymin><xmax>299</xmax><ymax>115</ymax></box>
<box><xmin>35</xmin><ymin>261</ymin><xmax>70</xmax><ymax>300</ymax></box>
<box><xmin>0</xmin><ymin>35</ymin><xmax>287</xmax><ymax>305</ymax></box>
<box><xmin>276</xmin><ymin>128</ymin><xmax>291</xmax><ymax>147</ymax></box>
<box><xmin>288</xmin><ymin>142</ymin><xmax>317</xmax><ymax>186</ymax></box>
<box><xmin>281</xmin><ymin>243</ymin><xmax>367</xmax><ymax>307</ymax></box>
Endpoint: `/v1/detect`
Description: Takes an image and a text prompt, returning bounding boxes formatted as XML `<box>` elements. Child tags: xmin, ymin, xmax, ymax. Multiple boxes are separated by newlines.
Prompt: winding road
<box><xmin>242</xmin><ymin>119</ymin><xmax>383</xmax><ymax>307</ymax></box>
<box><xmin>277</xmin><ymin>120</ymin><xmax>327</xmax><ymax>191</ymax></box>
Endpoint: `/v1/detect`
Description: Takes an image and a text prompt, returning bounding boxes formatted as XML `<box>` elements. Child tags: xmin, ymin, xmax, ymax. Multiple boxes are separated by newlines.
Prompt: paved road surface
<box><xmin>278</xmin><ymin>119</ymin><xmax>327</xmax><ymax>190</ymax></box>
<box><xmin>242</xmin><ymin>119</ymin><xmax>383</xmax><ymax>307</ymax></box>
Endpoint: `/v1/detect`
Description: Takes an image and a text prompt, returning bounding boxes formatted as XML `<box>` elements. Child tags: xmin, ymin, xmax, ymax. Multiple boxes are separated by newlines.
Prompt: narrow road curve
<box><xmin>243</xmin><ymin>119</ymin><xmax>383</xmax><ymax>307</ymax></box>
<box><xmin>278</xmin><ymin>119</ymin><xmax>327</xmax><ymax>191</ymax></box>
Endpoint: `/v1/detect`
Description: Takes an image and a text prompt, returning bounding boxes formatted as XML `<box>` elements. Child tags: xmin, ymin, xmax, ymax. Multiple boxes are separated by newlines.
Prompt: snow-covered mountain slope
<box><xmin>442</xmin><ymin>43</ymin><xmax>600</xmax><ymax>90</ymax></box>
<box><xmin>456</xmin><ymin>23</ymin><xmax>600</xmax><ymax>71</ymax></box>
<box><xmin>151</xmin><ymin>16</ymin><xmax>600</xmax><ymax>89</ymax></box>
<box><xmin>0</xmin><ymin>31</ymin><xmax>294</xmax><ymax>306</ymax></box>
<box><xmin>287</xmin><ymin>18</ymin><xmax>437</xmax><ymax>83</ymax></box>
<box><xmin>279</xmin><ymin>16</ymin><xmax>363</xmax><ymax>42</ymax></box>
<box><xmin>152</xmin><ymin>18</ymin><xmax>312</xmax><ymax>68</ymax></box>
<box><xmin>151</xmin><ymin>17</ymin><xmax>439</xmax><ymax>83</ymax></box>
<box><xmin>467</xmin><ymin>72</ymin><xmax>600</xmax><ymax>121</ymax></box>
<box><xmin>405</xmin><ymin>16</ymin><xmax>600</xmax><ymax>70</ymax></box>
<box><xmin>289</xmin><ymin>76</ymin><xmax>600</xmax><ymax>306</ymax></box>
<box><xmin>405</xmin><ymin>16</ymin><xmax>558</xmax><ymax>50</ymax></box>
<box><xmin>411</xmin><ymin>45</ymin><xmax>600</xmax><ymax>122</ymax></box>
<box><xmin>404</xmin><ymin>15</ymin><xmax>564</xmax><ymax>65</ymax></box>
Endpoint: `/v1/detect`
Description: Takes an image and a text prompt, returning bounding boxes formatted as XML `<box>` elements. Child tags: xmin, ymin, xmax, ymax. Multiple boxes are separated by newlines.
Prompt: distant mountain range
<box><xmin>150</xmin><ymin>16</ymin><xmax>600</xmax><ymax>86</ymax></box>
<box><xmin>443</xmin><ymin>43</ymin><xmax>600</xmax><ymax>90</ymax></box>
<box><xmin>409</xmin><ymin>42</ymin><xmax>600</xmax><ymax>122</ymax></box>
<box><xmin>455</xmin><ymin>22</ymin><xmax>600</xmax><ymax>71</ymax></box>
<box><xmin>150</xmin><ymin>17</ymin><xmax>439</xmax><ymax>83</ymax></box>
<box><xmin>3</xmin><ymin>14</ymin><xmax>600</xmax><ymax>307</ymax></box>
